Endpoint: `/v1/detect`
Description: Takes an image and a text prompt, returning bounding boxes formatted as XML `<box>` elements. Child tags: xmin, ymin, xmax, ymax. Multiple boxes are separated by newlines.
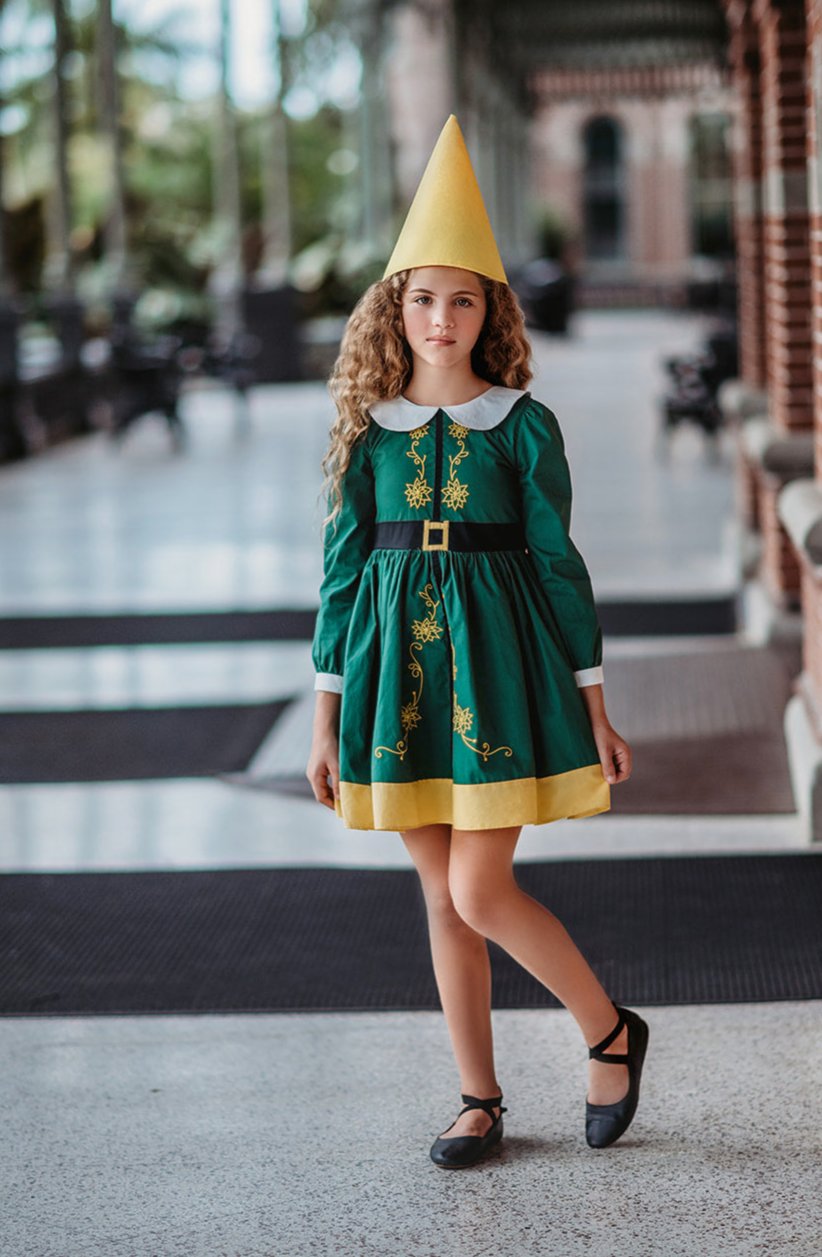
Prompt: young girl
<box><xmin>306</xmin><ymin>117</ymin><xmax>648</xmax><ymax>1169</ymax></box>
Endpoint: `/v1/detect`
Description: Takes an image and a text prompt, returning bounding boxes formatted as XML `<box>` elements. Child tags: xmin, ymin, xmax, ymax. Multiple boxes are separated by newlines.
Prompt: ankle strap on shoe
<box><xmin>459</xmin><ymin>1093</ymin><xmax>507</xmax><ymax>1121</ymax></box>
<box><xmin>588</xmin><ymin>1006</ymin><xmax>628</xmax><ymax>1062</ymax></box>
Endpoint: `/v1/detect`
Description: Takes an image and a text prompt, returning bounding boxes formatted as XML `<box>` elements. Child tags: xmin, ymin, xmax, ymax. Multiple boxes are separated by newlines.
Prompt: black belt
<box><xmin>373</xmin><ymin>519</ymin><xmax>527</xmax><ymax>552</ymax></box>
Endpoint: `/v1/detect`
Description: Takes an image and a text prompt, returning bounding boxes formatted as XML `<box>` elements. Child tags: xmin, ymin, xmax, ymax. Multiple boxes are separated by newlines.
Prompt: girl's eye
<box><xmin>412</xmin><ymin>296</ymin><xmax>474</xmax><ymax>307</ymax></box>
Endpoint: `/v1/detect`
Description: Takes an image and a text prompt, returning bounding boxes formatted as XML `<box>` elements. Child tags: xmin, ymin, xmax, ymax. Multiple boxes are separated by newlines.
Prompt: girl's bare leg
<box><xmin>448</xmin><ymin>826</ymin><xmax>630</xmax><ymax>1106</ymax></box>
<box><xmin>400</xmin><ymin>823</ymin><xmax>503</xmax><ymax>1138</ymax></box>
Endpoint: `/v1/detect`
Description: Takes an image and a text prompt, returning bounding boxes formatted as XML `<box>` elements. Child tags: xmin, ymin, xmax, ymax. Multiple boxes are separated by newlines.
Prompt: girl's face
<box><xmin>400</xmin><ymin>266</ymin><xmax>487</xmax><ymax>370</ymax></box>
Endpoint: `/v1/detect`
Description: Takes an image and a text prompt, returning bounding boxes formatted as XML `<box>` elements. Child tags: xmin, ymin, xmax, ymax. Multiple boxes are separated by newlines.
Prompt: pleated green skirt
<box><xmin>335</xmin><ymin>546</ymin><xmax>610</xmax><ymax>830</ymax></box>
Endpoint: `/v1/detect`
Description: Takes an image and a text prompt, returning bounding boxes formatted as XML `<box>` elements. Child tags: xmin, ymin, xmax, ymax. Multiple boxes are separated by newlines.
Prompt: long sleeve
<box><xmin>514</xmin><ymin>401</ymin><xmax>604</xmax><ymax>687</ymax></box>
<box><xmin>311</xmin><ymin>431</ymin><xmax>376</xmax><ymax>693</ymax></box>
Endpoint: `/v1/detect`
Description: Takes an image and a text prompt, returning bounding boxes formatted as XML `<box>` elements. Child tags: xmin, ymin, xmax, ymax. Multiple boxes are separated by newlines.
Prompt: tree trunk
<box><xmin>44</xmin><ymin>0</ymin><xmax>74</xmax><ymax>295</ymax></box>
<box><xmin>98</xmin><ymin>0</ymin><xmax>129</xmax><ymax>297</ymax></box>
<box><xmin>210</xmin><ymin>0</ymin><xmax>244</xmax><ymax>339</ymax></box>
<box><xmin>257</xmin><ymin>0</ymin><xmax>291</xmax><ymax>286</ymax></box>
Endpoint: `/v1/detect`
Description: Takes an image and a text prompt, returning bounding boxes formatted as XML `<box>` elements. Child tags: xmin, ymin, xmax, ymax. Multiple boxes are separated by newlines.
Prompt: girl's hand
<box><xmin>577</xmin><ymin>685</ymin><xmax>631</xmax><ymax>785</ymax></box>
<box><xmin>306</xmin><ymin>731</ymin><xmax>341</xmax><ymax>809</ymax></box>
<box><xmin>591</xmin><ymin>720</ymin><xmax>632</xmax><ymax>785</ymax></box>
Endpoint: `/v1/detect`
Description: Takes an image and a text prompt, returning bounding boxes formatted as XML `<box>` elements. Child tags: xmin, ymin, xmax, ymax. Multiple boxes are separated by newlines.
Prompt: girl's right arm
<box><xmin>306</xmin><ymin>428</ymin><xmax>376</xmax><ymax>807</ymax></box>
<box><xmin>307</xmin><ymin>689</ymin><xmax>342</xmax><ymax>808</ymax></box>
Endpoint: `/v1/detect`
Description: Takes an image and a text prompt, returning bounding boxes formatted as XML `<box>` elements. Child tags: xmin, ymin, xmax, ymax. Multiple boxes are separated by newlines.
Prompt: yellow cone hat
<box><xmin>382</xmin><ymin>114</ymin><xmax>508</xmax><ymax>284</ymax></box>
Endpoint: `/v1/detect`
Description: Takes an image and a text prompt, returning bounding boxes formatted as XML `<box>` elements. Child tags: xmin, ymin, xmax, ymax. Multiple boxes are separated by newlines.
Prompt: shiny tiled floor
<box><xmin>0</xmin><ymin>781</ymin><xmax>803</xmax><ymax>872</ymax></box>
<box><xmin>0</xmin><ymin>312</ymin><xmax>737</xmax><ymax>615</ymax></box>
<box><xmin>0</xmin><ymin>642</ymin><xmax>313</xmax><ymax>710</ymax></box>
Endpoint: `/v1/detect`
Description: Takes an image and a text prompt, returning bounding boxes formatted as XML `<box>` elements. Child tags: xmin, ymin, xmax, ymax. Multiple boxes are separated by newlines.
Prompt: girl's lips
<box><xmin>427</xmin><ymin>338</ymin><xmax>455</xmax><ymax>344</ymax></box>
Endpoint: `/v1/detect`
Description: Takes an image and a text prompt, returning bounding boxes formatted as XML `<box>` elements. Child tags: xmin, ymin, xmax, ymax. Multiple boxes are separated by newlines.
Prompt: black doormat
<box><xmin>598</xmin><ymin>595</ymin><xmax>738</xmax><ymax>636</ymax></box>
<box><xmin>0</xmin><ymin>609</ymin><xmax>316</xmax><ymax>649</ymax></box>
<box><xmin>0</xmin><ymin>701</ymin><xmax>288</xmax><ymax>783</ymax></box>
<box><xmin>0</xmin><ymin>595</ymin><xmax>734</xmax><ymax>651</ymax></box>
<box><xmin>2</xmin><ymin>853</ymin><xmax>821</xmax><ymax>1016</ymax></box>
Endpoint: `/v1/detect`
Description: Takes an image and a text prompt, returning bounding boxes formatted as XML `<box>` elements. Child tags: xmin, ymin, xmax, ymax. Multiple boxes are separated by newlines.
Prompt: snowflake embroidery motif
<box><xmin>405</xmin><ymin>478</ymin><xmax>434</xmax><ymax>509</ymax></box>
<box><xmin>448</xmin><ymin>421</ymin><xmax>469</xmax><ymax>440</ymax></box>
<box><xmin>441</xmin><ymin>478</ymin><xmax>470</xmax><ymax>511</ymax></box>
<box><xmin>411</xmin><ymin>616</ymin><xmax>444</xmax><ymax>643</ymax></box>
<box><xmin>401</xmin><ymin>702</ymin><xmax>422</xmax><ymax>732</ymax></box>
<box><xmin>452</xmin><ymin>702</ymin><xmax>474</xmax><ymax>737</ymax></box>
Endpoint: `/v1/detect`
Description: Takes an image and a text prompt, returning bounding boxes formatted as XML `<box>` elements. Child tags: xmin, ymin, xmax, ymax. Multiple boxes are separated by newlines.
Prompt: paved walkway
<box><xmin>4</xmin><ymin>1005</ymin><xmax>821</xmax><ymax>1257</ymax></box>
<box><xmin>1</xmin><ymin>309</ymin><xmax>818</xmax><ymax>1256</ymax></box>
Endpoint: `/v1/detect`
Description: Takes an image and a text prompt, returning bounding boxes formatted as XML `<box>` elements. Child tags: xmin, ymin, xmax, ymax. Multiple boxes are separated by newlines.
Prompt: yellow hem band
<box><xmin>334</xmin><ymin>765</ymin><xmax>610</xmax><ymax>831</ymax></box>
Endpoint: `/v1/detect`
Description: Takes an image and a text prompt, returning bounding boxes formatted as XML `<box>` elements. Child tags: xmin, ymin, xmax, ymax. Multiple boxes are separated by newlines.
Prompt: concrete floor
<box><xmin>2</xmin><ymin>310</ymin><xmax>819</xmax><ymax>1256</ymax></box>
<box><xmin>4</xmin><ymin>1005</ymin><xmax>821</xmax><ymax>1257</ymax></box>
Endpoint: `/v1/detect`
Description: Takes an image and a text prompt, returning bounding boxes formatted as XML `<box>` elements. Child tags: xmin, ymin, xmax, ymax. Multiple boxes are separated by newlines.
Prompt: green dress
<box><xmin>311</xmin><ymin>385</ymin><xmax>610</xmax><ymax>831</ymax></box>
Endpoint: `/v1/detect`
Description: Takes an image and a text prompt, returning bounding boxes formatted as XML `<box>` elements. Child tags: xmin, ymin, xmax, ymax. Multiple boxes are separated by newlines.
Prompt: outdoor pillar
<box><xmin>43</xmin><ymin>0</ymin><xmax>74</xmax><ymax>298</ymax></box>
<box><xmin>758</xmin><ymin>0</ymin><xmax>813</xmax><ymax>604</ymax></box>
<box><xmin>0</xmin><ymin>15</ymin><xmax>25</xmax><ymax>463</ymax></box>
<box><xmin>757</xmin><ymin>0</ymin><xmax>813</xmax><ymax>434</ymax></box>
<box><xmin>723</xmin><ymin>3</ymin><xmax>770</xmax><ymax>568</ymax></box>
<box><xmin>98</xmin><ymin>0</ymin><xmax>131</xmax><ymax>308</ymax></box>
<box><xmin>244</xmin><ymin>0</ymin><xmax>303</xmax><ymax>384</ymax></box>
<box><xmin>257</xmin><ymin>0</ymin><xmax>291</xmax><ymax>285</ymax></box>
<box><xmin>498</xmin><ymin>99</ymin><xmax>517</xmax><ymax>268</ymax></box>
<box><xmin>722</xmin><ymin>2</ymin><xmax>813</xmax><ymax>611</ymax></box>
<box><xmin>808</xmin><ymin>0</ymin><xmax>822</xmax><ymax>479</ymax></box>
<box><xmin>727</xmin><ymin>9</ymin><xmax>768</xmax><ymax>387</ymax></box>
<box><xmin>210</xmin><ymin>0</ymin><xmax>244</xmax><ymax>342</ymax></box>
<box><xmin>357</xmin><ymin>2</ymin><xmax>393</xmax><ymax>259</ymax></box>
<box><xmin>383</xmin><ymin>0</ymin><xmax>528</xmax><ymax>270</ymax></box>
<box><xmin>773</xmin><ymin>0</ymin><xmax>822</xmax><ymax>839</ymax></box>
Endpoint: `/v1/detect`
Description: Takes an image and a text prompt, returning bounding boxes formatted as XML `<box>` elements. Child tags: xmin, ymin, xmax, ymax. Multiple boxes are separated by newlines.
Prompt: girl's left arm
<box><xmin>577</xmin><ymin>682</ymin><xmax>631</xmax><ymax>784</ymax></box>
<box><xmin>514</xmin><ymin>401</ymin><xmax>631</xmax><ymax>784</ymax></box>
<box><xmin>514</xmin><ymin>399</ymin><xmax>604</xmax><ymax>689</ymax></box>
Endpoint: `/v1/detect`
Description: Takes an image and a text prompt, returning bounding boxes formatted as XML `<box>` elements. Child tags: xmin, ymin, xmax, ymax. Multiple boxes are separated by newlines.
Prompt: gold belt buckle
<box><xmin>422</xmin><ymin>519</ymin><xmax>449</xmax><ymax>551</ymax></box>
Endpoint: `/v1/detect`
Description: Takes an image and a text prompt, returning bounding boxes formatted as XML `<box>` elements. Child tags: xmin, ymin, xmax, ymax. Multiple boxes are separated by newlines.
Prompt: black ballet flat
<box><xmin>585</xmin><ymin>1003</ymin><xmax>649</xmax><ymax>1149</ymax></box>
<box><xmin>429</xmin><ymin>1093</ymin><xmax>507</xmax><ymax>1169</ymax></box>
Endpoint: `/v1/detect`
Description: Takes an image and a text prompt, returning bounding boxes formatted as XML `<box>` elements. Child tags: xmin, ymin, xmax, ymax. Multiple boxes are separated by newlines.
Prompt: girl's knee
<box><xmin>424</xmin><ymin>884</ymin><xmax>472</xmax><ymax>933</ymax></box>
<box><xmin>448</xmin><ymin>871</ymin><xmax>506</xmax><ymax>935</ymax></box>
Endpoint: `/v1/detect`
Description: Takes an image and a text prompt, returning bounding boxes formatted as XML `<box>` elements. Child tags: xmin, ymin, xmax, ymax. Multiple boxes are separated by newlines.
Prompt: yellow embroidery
<box><xmin>441</xmin><ymin>421</ymin><xmax>471</xmax><ymax>512</ymax></box>
<box><xmin>411</xmin><ymin>611</ymin><xmax>444</xmax><ymax>643</ymax></box>
<box><xmin>404</xmin><ymin>423</ymin><xmax>433</xmax><ymax>510</ymax></box>
<box><xmin>451</xmin><ymin>642</ymin><xmax>513</xmax><ymax>761</ymax></box>
<box><xmin>441</xmin><ymin>478</ymin><xmax>469</xmax><ymax>511</ymax></box>
<box><xmin>452</xmin><ymin>701</ymin><xmax>474</xmax><ymax>737</ymax></box>
<box><xmin>375</xmin><ymin>583</ymin><xmax>441</xmax><ymax>760</ymax></box>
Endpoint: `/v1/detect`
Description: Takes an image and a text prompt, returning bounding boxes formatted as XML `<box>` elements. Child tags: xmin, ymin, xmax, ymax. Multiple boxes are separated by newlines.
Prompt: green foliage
<box><xmin>534</xmin><ymin>205</ymin><xmax>575</xmax><ymax>260</ymax></box>
<box><xmin>1</xmin><ymin>0</ymin><xmax>366</xmax><ymax>321</ymax></box>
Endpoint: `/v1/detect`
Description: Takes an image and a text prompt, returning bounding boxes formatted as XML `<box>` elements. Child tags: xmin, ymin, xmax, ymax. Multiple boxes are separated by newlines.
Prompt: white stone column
<box><xmin>383</xmin><ymin>0</ymin><xmax>457</xmax><ymax>203</ymax></box>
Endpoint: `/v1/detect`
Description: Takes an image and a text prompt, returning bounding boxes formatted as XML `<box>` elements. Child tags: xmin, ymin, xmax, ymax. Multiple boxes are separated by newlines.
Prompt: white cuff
<box><xmin>314</xmin><ymin>672</ymin><xmax>344</xmax><ymax>693</ymax></box>
<box><xmin>574</xmin><ymin>665</ymin><xmax>604</xmax><ymax>688</ymax></box>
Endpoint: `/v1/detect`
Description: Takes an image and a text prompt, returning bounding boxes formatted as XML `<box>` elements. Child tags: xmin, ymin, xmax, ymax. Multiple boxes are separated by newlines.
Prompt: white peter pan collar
<box><xmin>368</xmin><ymin>385</ymin><xmax>529</xmax><ymax>431</ymax></box>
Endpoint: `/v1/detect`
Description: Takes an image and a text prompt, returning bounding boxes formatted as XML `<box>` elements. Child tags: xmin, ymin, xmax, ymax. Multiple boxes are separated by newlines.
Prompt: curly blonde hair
<box><xmin>318</xmin><ymin>268</ymin><xmax>534</xmax><ymax>529</ymax></box>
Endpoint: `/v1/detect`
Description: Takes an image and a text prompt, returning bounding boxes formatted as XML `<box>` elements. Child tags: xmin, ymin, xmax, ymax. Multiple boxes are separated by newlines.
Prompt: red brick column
<box><xmin>801</xmin><ymin>0</ymin><xmax>822</xmax><ymax>703</ymax></box>
<box><xmin>725</xmin><ymin>3</ymin><xmax>770</xmax><ymax>589</ymax></box>
<box><xmin>723</xmin><ymin>2</ymin><xmax>812</xmax><ymax>609</ymax></box>
<box><xmin>761</xmin><ymin>476</ymin><xmax>803</xmax><ymax>604</ymax></box>
<box><xmin>808</xmin><ymin>0</ymin><xmax>822</xmax><ymax>475</ymax></box>
<box><xmin>756</xmin><ymin>0</ymin><xmax>813</xmax><ymax>432</ymax></box>
<box><xmin>726</xmin><ymin>3</ymin><xmax>768</xmax><ymax>387</ymax></box>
